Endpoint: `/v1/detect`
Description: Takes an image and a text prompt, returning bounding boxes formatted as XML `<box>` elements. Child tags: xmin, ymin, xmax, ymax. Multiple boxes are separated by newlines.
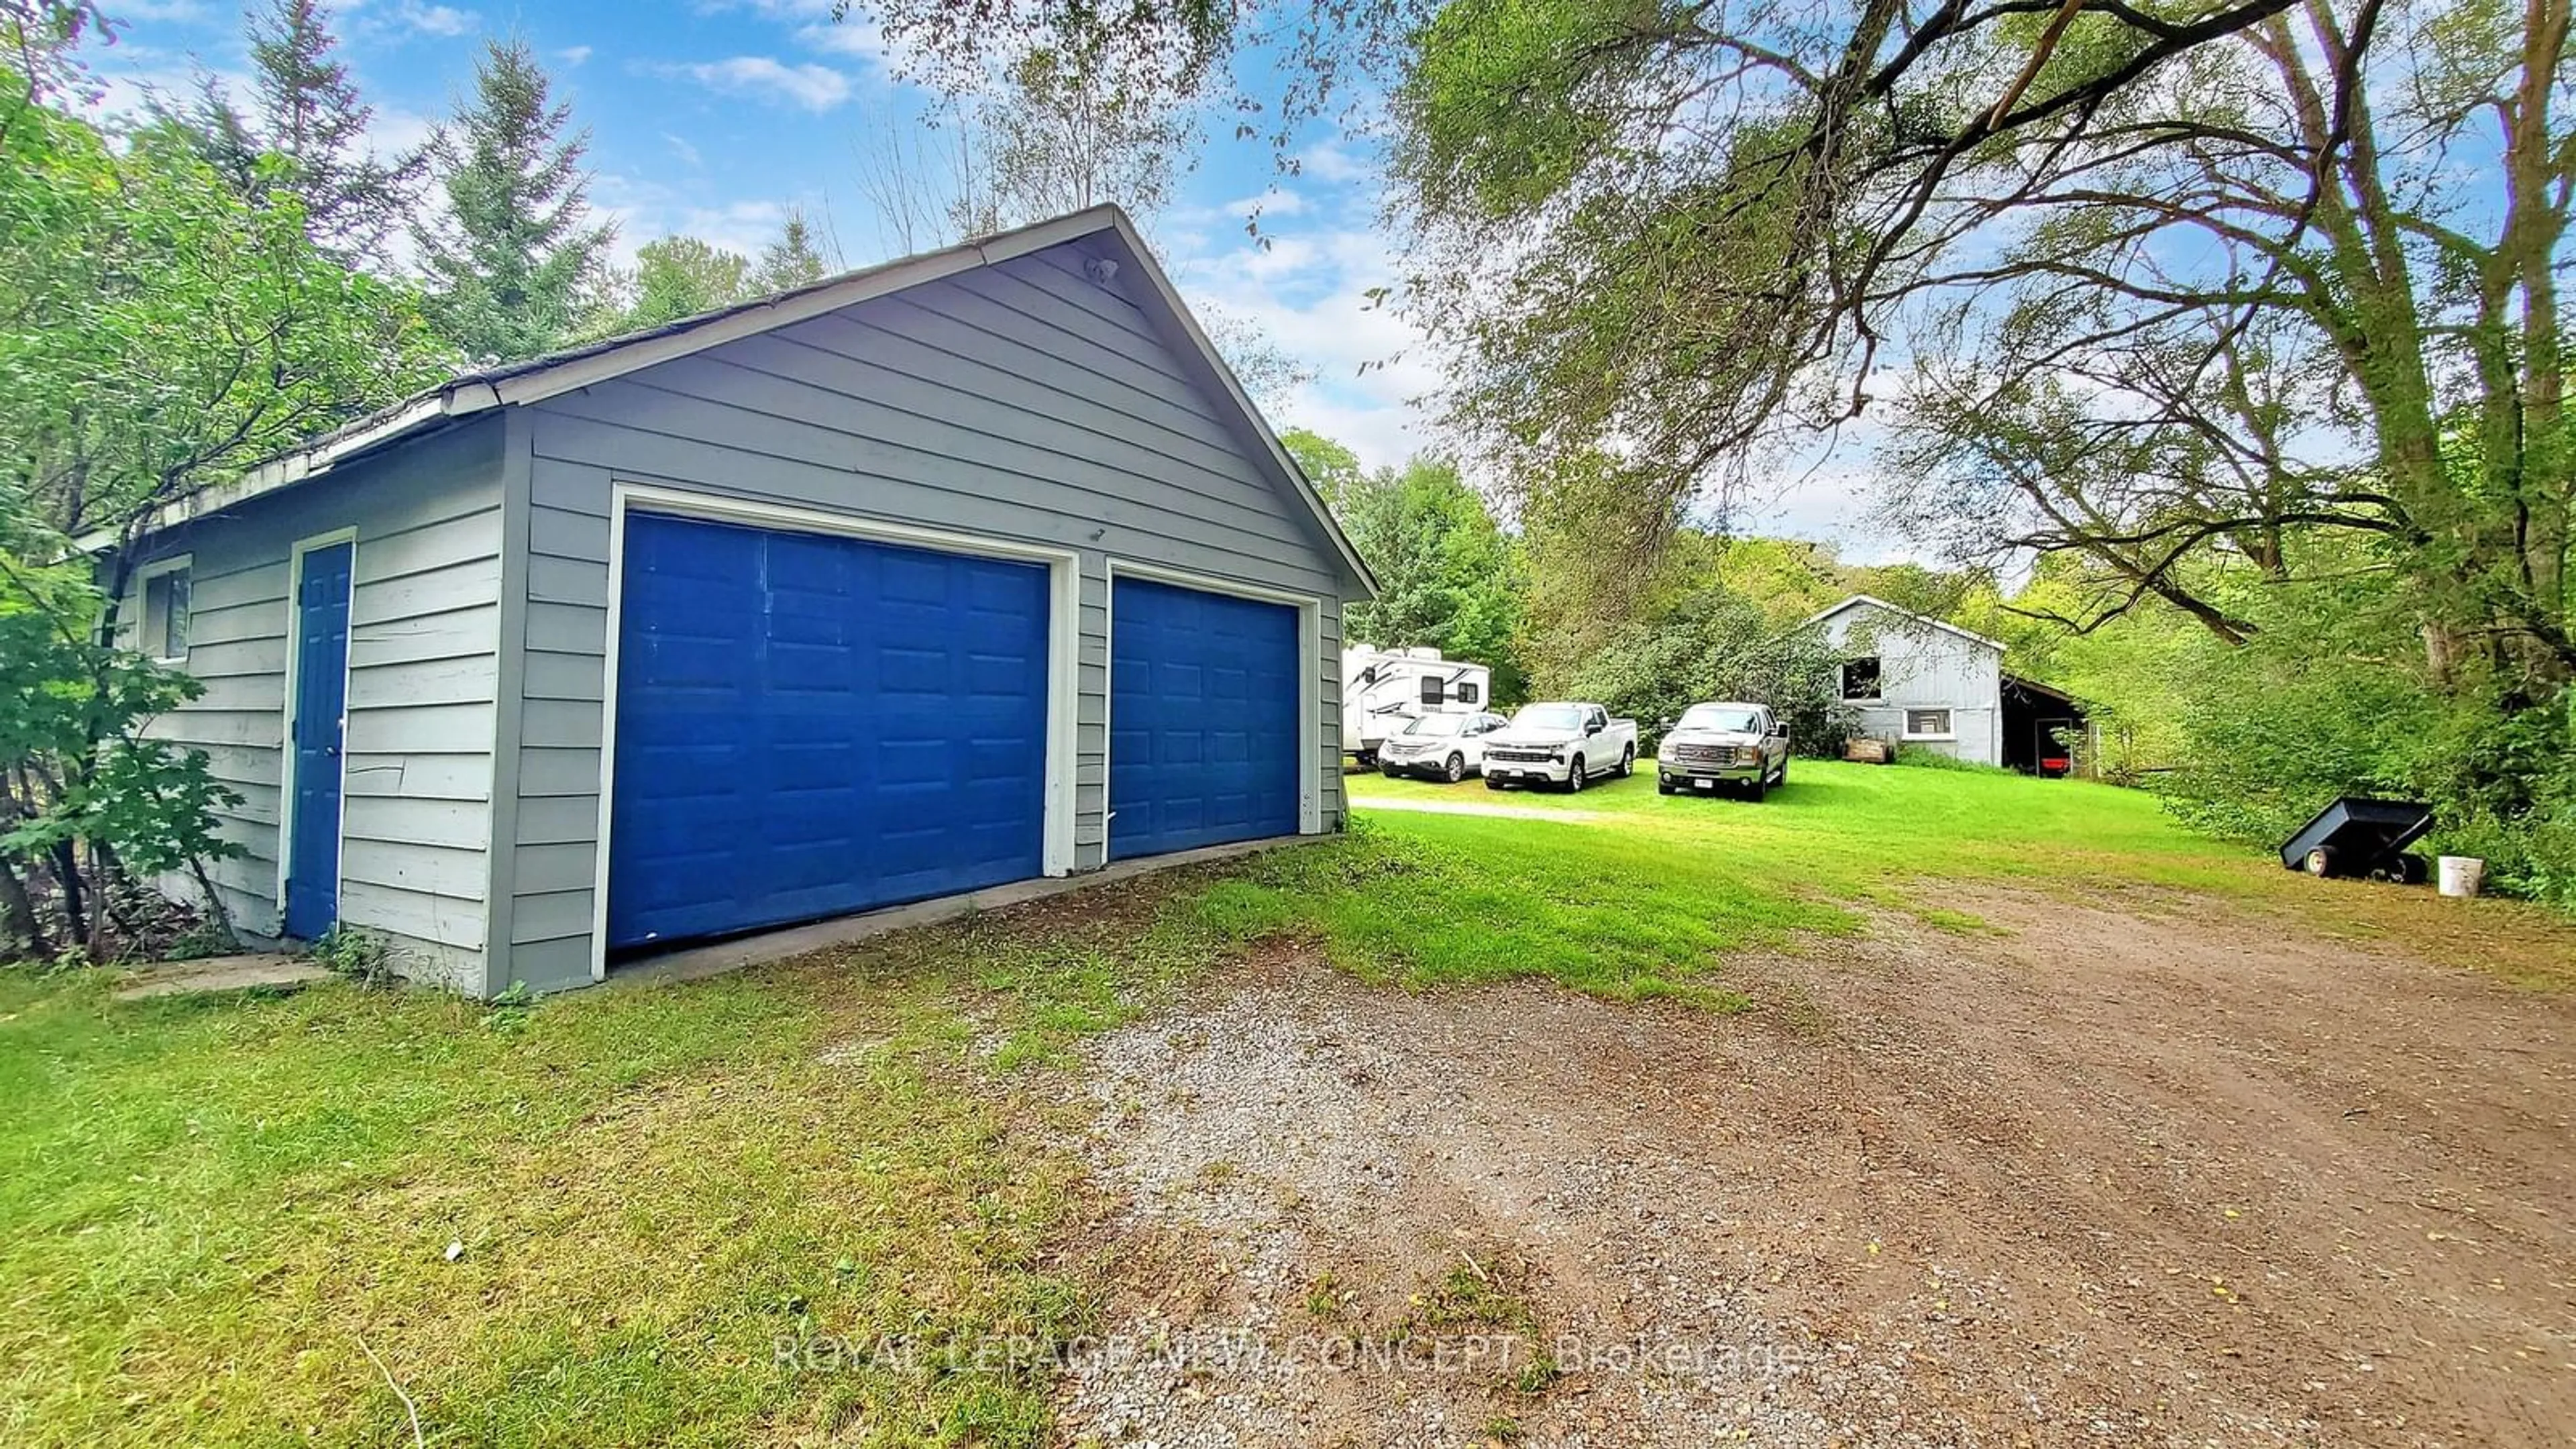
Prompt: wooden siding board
<box><xmin>525</xmin><ymin>600</ymin><xmax>606</xmax><ymax>653</ymax></box>
<box><xmin>181</xmin><ymin>637</ymin><xmax>290</xmax><ymax>680</ymax></box>
<box><xmin>352</xmin><ymin>555</ymin><xmax>503</xmax><ymax>628</ymax></box>
<box><xmin>513</xmin><ymin>794</ymin><xmax>598</xmax><ymax>846</ymax></box>
<box><xmin>347</xmin><ymin>654</ymin><xmax>500</xmax><ymax>709</ymax></box>
<box><xmin>353</xmin><ymin>511</ymin><xmax>515</xmax><ymax>586</ymax></box>
<box><xmin>527</xmin><ymin>553</ymin><xmax>606</xmax><ymax>605</ymax></box>
<box><xmin>343</xmin><ymin>751</ymin><xmax>492</xmax><ymax>802</ymax></box>
<box><xmin>345</xmin><ymin>701</ymin><xmax>494</xmax><ymax>755</ymax></box>
<box><xmin>347</xmin><ymin>603</ymin><xmax>502</xmax><ymax>668</ymax></box>
<box><xmin>520</xmin><ymin>698</ymin><xmax>603</xmax><ymax>749</ymax></box>
<box><xmin>517</xmin><ymin>747</ymin><xmax>602</xmax><ymax>798</ymax></box>
<box><xmin>341</xmin><ymin>839</ymin><xmax>488</xmax><ymax>900</ymax></box>
<box><xmin>514</xmin><ymin>841</ymin><xmax>595</xmax><ymax>895</ymax></box>
<box><xmin>529</xmin><ymin>502</ymin><xmax>610</xmax><ymax>562</ymax></box>
<box><xmin>511</xmin><ymin>888</ymin><xmax>594</xmax><ymax>945</ymax></box>
<box><xmin>339</xmin><ymin>879</ymin><xmax>486</xmax><ymax>951</ymax></box>
<box><xmin>521</xmin><ymin>649</ymin><xmax>604</xmax><ymax>701</ymax></box>
<box><xmin>343</xmin><ymin>795</ymin><xmax>491</xmax><ymax>851</ymax></box>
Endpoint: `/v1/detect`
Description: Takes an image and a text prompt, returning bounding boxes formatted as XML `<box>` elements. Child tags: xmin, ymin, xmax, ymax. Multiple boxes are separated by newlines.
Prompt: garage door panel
<box><xmin>1110</xmin><ymin>577</ymin><xmax>1300</xmax><ymax>859</ymax></box>
<box><xmin>608</xmin><ymin>513</ymin><xmax>1049</xmax><ymax>949</ymax></box>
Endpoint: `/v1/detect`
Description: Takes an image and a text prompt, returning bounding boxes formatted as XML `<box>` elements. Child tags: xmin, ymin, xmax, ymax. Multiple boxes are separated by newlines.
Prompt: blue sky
<box><xmin>80</xmin><ymin>0</ymin><xmax>1886</xmax><ymax>552</ymax></box>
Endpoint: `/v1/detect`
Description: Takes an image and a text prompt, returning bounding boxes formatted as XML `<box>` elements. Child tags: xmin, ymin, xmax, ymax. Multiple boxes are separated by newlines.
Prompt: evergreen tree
<box><xmin>145</xmin><ymin>1</ymin><xmax>423</xmax><ymax>263</ymax></box>
<box><xmin>146</xmin><ymin>70</ymin><xmax>263</xmax><ymax>197</ymax></box>
<box><xmin>750</xmin><ymin>210</ymin><xmax>831</xmax><ymax>292</ymax></box>
<box><xmin>411</xmin><ymin>37</ymin><xmax>613</xmax><ymax>363</ymax></box>
<box><xmin>246</xmin><ymin>0</ymin><xmax>423</xmax><ymax>260</ymax></box>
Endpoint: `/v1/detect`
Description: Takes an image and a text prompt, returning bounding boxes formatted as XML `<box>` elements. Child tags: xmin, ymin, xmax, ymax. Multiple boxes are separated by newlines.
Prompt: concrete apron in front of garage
<box><xmin>605</xmin><ymin>834</ymin><xmax>1328</xmax><ymax>991</ymax></box>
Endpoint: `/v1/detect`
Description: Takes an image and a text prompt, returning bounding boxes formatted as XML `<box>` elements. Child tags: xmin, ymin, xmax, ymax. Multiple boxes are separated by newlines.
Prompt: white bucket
<box><xmin>2437</xmin><ymin>855</ymin><xmax>2486</xmax><ymax>898</ymax></box>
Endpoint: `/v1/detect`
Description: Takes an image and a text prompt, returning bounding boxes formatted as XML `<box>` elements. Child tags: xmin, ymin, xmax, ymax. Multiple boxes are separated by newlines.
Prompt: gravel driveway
<box><xmin>1053</xmin><ymin>888</ymin><xmax>2575</xmax><ymax>1447</ymax></box>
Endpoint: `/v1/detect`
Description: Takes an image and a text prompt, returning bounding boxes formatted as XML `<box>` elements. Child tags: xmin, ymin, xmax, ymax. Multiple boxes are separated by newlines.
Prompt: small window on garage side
<box><xmin>1841</xmin><ymin>656</ymin><xmax>1881</xmax><ymax>699</ymax></box>
<box><xmin>1419</xmin><ymin>675</ymin><xmax>1445</xmax><ymax>706</ymax></box>
<box><xmin>1455</xmin><ymin>680</ymin><xmax>1480</xmax><ymax>704</ymax></box>
<box><xmin>142</xmin><ymin>561</ymin><xmax>191</xmax><ymax>663</ymax></box>
<box><xmin>1904</xmin><ymin>708</ymin><xmax>1953</xmax><ymax>739</ymax></box>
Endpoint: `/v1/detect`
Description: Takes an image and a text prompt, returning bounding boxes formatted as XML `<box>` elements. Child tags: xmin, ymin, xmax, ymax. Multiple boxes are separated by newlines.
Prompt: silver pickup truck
<box><xmin>1656</xmin><ymin>701</ymin><xmax>1790</xmax><ymax>801</ymax></box>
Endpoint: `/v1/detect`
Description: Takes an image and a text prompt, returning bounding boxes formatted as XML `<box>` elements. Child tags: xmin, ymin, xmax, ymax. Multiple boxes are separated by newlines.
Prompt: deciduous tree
<box><xmin>3</xmin><ymin>32</ymin><xmax>447</xmax><ymax>949</ymax></box>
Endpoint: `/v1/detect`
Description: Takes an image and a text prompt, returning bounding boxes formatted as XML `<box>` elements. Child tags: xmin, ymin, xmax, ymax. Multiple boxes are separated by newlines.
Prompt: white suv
<box><xmin>1377</xmin><ymin>710</ymin><xmax>1511</xmax><ymax>782</ymax></box>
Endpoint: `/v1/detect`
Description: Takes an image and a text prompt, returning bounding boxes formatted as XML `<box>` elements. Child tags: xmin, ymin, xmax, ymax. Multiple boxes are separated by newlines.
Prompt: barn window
<box><xmin>1419</xmin><ymin>675</ymin><xmax>1445</xmax><ymax>706</ymax></box>
<box><xmin>1841</xmin><ymin>656</ymin><xmax>1881</xmax><ymax>699</ymax></box>
<box><xmin>141</xmin><ymin>559</ymin><xmax>191</xmax><ymax>663</ymax></box>
<box><xmin>1903</xmin><ymin>708</ymin><xmax>1954</xmax><ymax>740</ymax></box>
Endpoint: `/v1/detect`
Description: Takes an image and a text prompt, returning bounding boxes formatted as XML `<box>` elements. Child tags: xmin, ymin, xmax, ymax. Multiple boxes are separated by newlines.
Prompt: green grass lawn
<box><xmin>3</xmin><ymin>760</ymin><xmax>2563</xmax><ymax>1446</ymax></box>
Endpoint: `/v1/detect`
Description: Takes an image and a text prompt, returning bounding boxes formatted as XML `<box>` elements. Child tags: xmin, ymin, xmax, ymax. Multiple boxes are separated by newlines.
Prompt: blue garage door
<box><xmin>1110</xmin><ymin>577</ymin><xmax>1300</xmax><ymax>859</ymax></box>
<box><xmin>607</xmin><ymin>514</ymin><xmax>1050</xmax><ymax>949</ymax></box>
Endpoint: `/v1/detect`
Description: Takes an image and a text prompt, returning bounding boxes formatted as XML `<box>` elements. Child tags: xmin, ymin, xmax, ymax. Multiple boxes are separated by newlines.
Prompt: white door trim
<box><xmin>590</xmin><ymin>482</ymin><xmax>1083</xmax><ymax>981</ymax></box>
<box><xmin>278</xmin><ymin>527</ymin><xmax>360</xmax><ymax>928</ymax></box>
<box><xmin>1103</xmin><ymin>557</ymin><xmax>1326</xmax><ymax>844</ymax></box>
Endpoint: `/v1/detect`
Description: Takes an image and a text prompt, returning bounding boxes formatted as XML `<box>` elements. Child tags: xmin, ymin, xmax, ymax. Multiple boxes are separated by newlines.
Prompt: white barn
<box><xmin>1806</xmin><ymin>594</ymin><xmax>2008</xmax><ymax>765</ymax></box>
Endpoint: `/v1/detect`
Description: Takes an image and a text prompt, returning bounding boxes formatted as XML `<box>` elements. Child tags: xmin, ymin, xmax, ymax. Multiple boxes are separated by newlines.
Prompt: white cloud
<box><xmin>663</xmin><ymin>131</ymin><xmax>704</xmax><ymax>168</ymax></box>
<box><xmin>368</xmin><ymin>103</ymin><xmax>441</xmax><ymax>156</ymax></box>
<box><xmin>657</xmin><ymin>55</ymin><xmax>854</xmax><ymax>112</ymax></box>
<box><xmin>793</xmin><ymin>17</ymin><xmax>892</xmax><ymax>66</ymax></box>
<box><xmin>1167</xmin><ymin>221</ymin><xmax>1441</xmax><ymax>474</ymax></box>
<box><xmin>1234</xmin><ymin>188</ymin><xmax>1306</xmax><ymax>218</ymax></box>
<box><xmin>557</xmin><ymin>45</ymin><xmax>595</xmax><ymax>68</ymax></box>
<box><xmin>678</xmin><ymin>199</ymin><xmax>794</xmax><ymax>260</ymax></box>
<box><xmin>391</xmin><ymin>1</ymin><xmax>479</xmax><ymax>38</ymax></box>
<box><xmin>1298</xmin><ymin>136</ymin><xmax>1371</xmax><ymax>184</ymax></box>
<box><xmin>592</xmin><ymin>171</ymin><xmax>800</xmax><ymax>270</ymax></box>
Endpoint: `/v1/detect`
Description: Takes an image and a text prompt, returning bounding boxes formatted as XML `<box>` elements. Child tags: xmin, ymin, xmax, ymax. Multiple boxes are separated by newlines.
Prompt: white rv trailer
<box><xmin>1341</xmin><ymin>645</ymin><xmax>1495</xmax><ymax>765</ymax></box>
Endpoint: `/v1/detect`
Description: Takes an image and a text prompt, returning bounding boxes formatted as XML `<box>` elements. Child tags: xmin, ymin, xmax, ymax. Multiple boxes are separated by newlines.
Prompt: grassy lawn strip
<box><xmin>3</xmin><ymin>761</ymin><xmax>2563</xmax><ymax>1446</ymax></box>
<box><xmin>1353</xmin><ymin>761</ymin><xmax>2576</xmax><ymax>984</ymax></box>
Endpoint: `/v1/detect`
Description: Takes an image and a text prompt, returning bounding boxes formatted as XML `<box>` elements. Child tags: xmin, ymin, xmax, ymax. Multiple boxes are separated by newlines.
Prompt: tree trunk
<box><xmin>47</xmin><ymin>838</ymin><xmax>86</xmax><ymax>947</ymax></box>
<box><xmin>186</xmin><ymin>851</ymin><xmax>237</xmax><ymax>951</ymax></box>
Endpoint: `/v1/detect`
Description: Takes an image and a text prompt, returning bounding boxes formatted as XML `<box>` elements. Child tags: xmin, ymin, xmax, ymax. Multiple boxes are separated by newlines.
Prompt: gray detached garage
<box><xmin>102</xmin><ymin>205</ymin><xmax>1375</xmax><ymax>996</ymax></box>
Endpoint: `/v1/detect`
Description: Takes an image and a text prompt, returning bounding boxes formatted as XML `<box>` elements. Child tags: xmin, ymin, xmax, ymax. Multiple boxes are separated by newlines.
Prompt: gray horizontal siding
<box><xmin>499</xmin><ymin>236</ymin><xmax>1349</xmax><ymax>987</ymax></box>
<box><xmin>116</xmin><ymin>419</ymin><xmax>504</xmax><ymax>989</ymax></box>
<box><xmin>1823</xmin><ymin>603</ymin><xmax>2005</xmax><ymax>766</ymax></box>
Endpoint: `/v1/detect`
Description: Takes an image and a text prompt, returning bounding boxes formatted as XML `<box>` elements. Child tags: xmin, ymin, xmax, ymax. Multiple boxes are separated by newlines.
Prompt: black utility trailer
<box><xmin>2279</xmin><ymin>797</ymin><xmax>2432</xmax><ymax>882</ymax></box>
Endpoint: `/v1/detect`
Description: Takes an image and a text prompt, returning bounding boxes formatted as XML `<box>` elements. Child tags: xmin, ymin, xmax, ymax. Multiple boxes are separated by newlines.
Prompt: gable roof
<box><xmin>100</xmin><ymin>205</ymin><xmax>1377</xmax><ymax>595</ymax></box>
<box><xmin>1802</xmin><ymin>594</ymin><xmax>2004</xmax><ymax>652</ymax></box>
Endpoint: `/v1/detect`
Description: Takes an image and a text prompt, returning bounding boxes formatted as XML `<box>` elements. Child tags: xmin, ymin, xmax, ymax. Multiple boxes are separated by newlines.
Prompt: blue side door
<box><xmin>284</xmin><ymin>540</ymin><xmax>353</xmax><ymax>940</ymax></box>
<box><xmin>606</xmin><ymin>514</ymin><xmax>1052</xmax><ymax>951</ymax></box>
<box><xmin>1109</xmin><ymin>578</ymin><xmax>1301</xmax><ymax>859</ymax></box>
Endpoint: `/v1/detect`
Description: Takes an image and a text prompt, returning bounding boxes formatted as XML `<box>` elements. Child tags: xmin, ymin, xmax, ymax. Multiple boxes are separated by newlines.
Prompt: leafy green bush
<box><xmin>2148</xmin><ymin>562</ymin><xmax>2576</xmax><ymax>909</ymax></box>
<box><xmin>1895</xmin><ymin>745</ymin><xmax>2011</xmax><ymax>772</ymax></box>
<box><xmin>309</xmin><ymin>926</ymin><xmax>393</xmax><ymax>988</ymax></box>
<box><xmin>0</xmin><ymin>562</ymin><xmax>245</xmax><ymax>955</ymax></box>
